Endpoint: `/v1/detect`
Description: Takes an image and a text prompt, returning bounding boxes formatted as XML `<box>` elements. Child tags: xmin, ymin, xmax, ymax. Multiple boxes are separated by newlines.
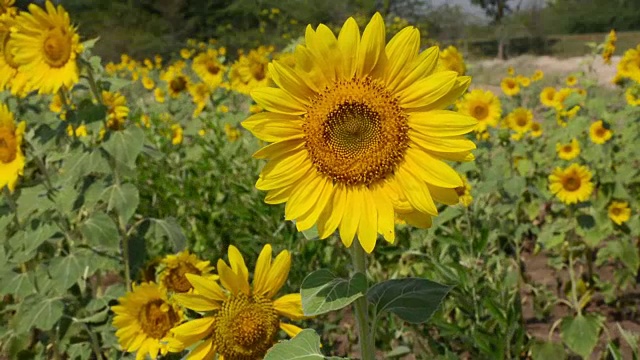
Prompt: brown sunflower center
<box><xmin>507</xmin><ymin>80</ymin><xmax>516</xmax><ymax>89</ymax></box>
<box><xmin>251</xmin><ymin>63</ymin><xmax>266</xmax><ymax>81</ymax></box>
<box><xmin>170</xmin><ymin>76</ymin><xmax>187</xmax><ymax>93</ymax></box>
<box><xmin>213</xmin><ymin>293</ymin><xmax>280</xmax><ymax>360</ymax></box>
<box><xmin>0</xmin><ymin>127</ymin><xmax>17</xmax><ymax>164</ymax></box>
<box><xmin>138</xmin><ymin>299</ymin><xmax>180</xmax><ymax>339</ymax></box>
<box><xmin>562</xmin><ymin>175</ymin><xmax>581</xmax><ymax>191</ymax></box>
<box><xmin>595</xmin><ymin>127</ymin><xmax>606</xmax><ymax>138</ymax></box>
<box><xmin>303</xmin><ymin>77</ymin><xmax>409</xmax><ymax>186</ymax></box>
<box><xmin>206</xmin><ymin>61</ymin><xmax>220</xmax><ymax>75</ymax></box>
<box><xmin>563</xmin><ymin>145</ymin><xmax>573</xmax><ymax>153</ymax></box>
<box><xmin>163</xmin><ymin>262</ymin><xmax>201</xmax><ymax>293</ymax></box>
<box><xmin>611</xmin><ymin>207</ymin><xmax>621</xmax><ymax>216</ymax></box>
<box><xmin>43</xmin><ymin>27</ymin><xmax>72</xmax><ymax>68</ymax></box>
<box><xmin>471</xmin><ymin>104</ymin><xmax>488</xmax><ymax>120</ymax></box>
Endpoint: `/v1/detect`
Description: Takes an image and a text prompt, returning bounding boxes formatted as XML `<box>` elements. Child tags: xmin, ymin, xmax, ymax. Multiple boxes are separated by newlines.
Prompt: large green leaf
<box><xmin>14</xmin><ymin>296</ymin><xmax>64</xmax><ymax>334</ymax></box>
<box><xmin>0</xmin><ymin>271</ymin><xmax>35</xmax><ymax>297</ymax></box>
<box><xmin>101</xmin><ymin>183</ymin><xmax>139</xmax><ymax>223</ymax></box>
<box><xmin>366</xmin><ymin>278</ymin><xmax>452</xmax><ymax>324</ymax></box>
<box><xmin>150</xmin><ymin>217</ymin><xmax>186</xmax><ymax>252</ymax></box>
<box><xmin>264</xmin><ymin>329</ymin><xmax>346</xmax><ymax>360</ymax></box>
<box><xmin>80</xmin><ymin>212</ymin><xmax>120</xmax><ymax>252</ymax></box>
<box><xmin>49</xmin><ymin>253</ymin><xmax>89</xmax><ymax>292</ymax></box>
<box><xmin>560</xmin><ymin>314</ymin><xmax>602</xmax><ymax>358</ymax></box>
<box><xmin>530</xmin><ymin>341</ymin><xmax>565</xmax><ymax>360</ymax></box>
<box><xmin>101</xmin><ymin>126</ymin><xmax>144</xmax><ymax>168</ymax></box>
<box><xmin>300</xmin><ymin>269</ymin><xmax>367</xmax><ymax>316</ymax></box>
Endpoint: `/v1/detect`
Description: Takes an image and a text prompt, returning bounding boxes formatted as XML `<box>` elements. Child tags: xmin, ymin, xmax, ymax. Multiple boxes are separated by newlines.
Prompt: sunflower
<box><xmin>506</xmin><ymin>107</ymin><xmax>533</xmax><ymax>134</ymax></box>
<box><xmin>437</xmin><ymin>45</ymin><xmax>466</xmax><ymax>75</ymax></box>
<box><xmin>625</xmin><ymin>85</ymin><xmax>640</xmax><ymax>106</ymax></box>
<box><xmin>565</xmin><ymin>75</ymin><xmax>578</xmax><ymax>87</ymax></box>
<box><xmin>161</xmin><ymin>65</ymin><xmax>189</xmax><ymax>98</ymax></box>
<box><xmin>170</xmin><ymin>124</ymin><xmax>183</xmax><ymax>145</ymax></box>
<box><xmin>188</xmin><ymin>83</ymin><xmax>211</xmax><ymax>118</ymax></box>
<box><xmin>230</xmin><ymin>46</ymin><xmax>273</xmax><ymax>94</ymax></box>
<box><xmin>530</xmin><ymin>121</ymin><xmax>542</xmax><ymax>137</ymax></box>
<box><xmin>456</xmin><ymin>89</ymin><xmax>501</xmax><ymax>133</ymax></box>
<box><xmin>170</xmin><ymin>245</ymin><xmax>304</xmax><ymax>360</ymax></box>
<box><xmin>157</xmin><ymin>250</ymin><xmax>215</xmax><ymax>293</ymax></box>
<box><xmin>10</xmin><ymin>1</ymin><xmax>83</xmax><ymax>94</ymax></box>
<box><xmin>242</xmin><ymin>13</ymin><xmax>476</xmax><ymax>252</ymax></box>
<box><xmin>540</xmin><ymin>87</ymin><xmax>556</xmax><ymax>107</ymax></box>
<box><xmin>552</xmin><ymin>88</ymin><xmax>573</xmax><ymax>110</ymax></box>
<box><xmin>556</xmin><ymin>138</ymin><xmax>580</xmax><ymax>160</ymax></box>
<box><xmin>111</xmin><ymin>282</ymin><xmax>184</xmax><ymax>360</ymax></box>
<box><xmin>516</xmin><ymin>74</ymin><xmax>531</xmax><ymax>87</ymax></box>
<box><xmin>224</xmin><ymin>123</ymin><xmax>241</xmax><ymax>142</ymax></box>
<box><xmin>501</xmin><ymin>77</ymin><xmax>520</xmax><ymax>96</ymax></box>
<box><xmin>192</xmin><ymin>49</ymin><xmax>226</xmax><ymax>88</ymax></box>
<box><xmin>531</xmin><ymin>69</ymin><xmax>544</xmax><ymax>82</ymax></box>
<box><xmin>455</xmin><ymin>176</ymin><xmax>472</xmax><ymax>207</ymax></box>
<box><xmin>103</xmin><ymin>90</ymin><xmax>129</xmax><ymax>131</ymax></box>
<box><xmin>0</xmin><ymin>17</ymin><xmax>30</xmax><ymax>95</ymax></box>
<box><xmin>548</xmin><ymin>164</ymin><xmax>593</xmax><ymax>205</ymax></box>
<box><xmin>589</xmin><ymin>120</ymin><xmax>612</xmax><ymax>144</ymax></box>
<box><xmin>180</xmin><ymin>48</ymin><xmax>193</xmax><ymax>59</ymax></box>
<box><xmin>608</xmin><ymin>201</ymin><xmax>631</xmax><ymax>225</ymax></box>
<box><xmin>141</xmin><ymin>76</ymin><xmax>155</xmax><ymax>90</ymax></box>
<box><xmin>154</xmin><ymin>88</ymin><xmax>166</xmax><ymax>103</ymax></box>
<box><xmin>617</xmin><ymin>45</ymin><xmax>640</xmax><ymax>82</ymax></box>
<box><xmin>507</xmin><ymin>66</ymin><xmax>515</xmax><ymax>76</ymax></box>
<box><xmin>0</xmin><ymin>104</ymin><xmax>25</xmax><ymax>193</ymax></box>
<box><xmin>0</xmin><ymin>0</ymin><xmax>17</xmax><ymax>17</ymax></box>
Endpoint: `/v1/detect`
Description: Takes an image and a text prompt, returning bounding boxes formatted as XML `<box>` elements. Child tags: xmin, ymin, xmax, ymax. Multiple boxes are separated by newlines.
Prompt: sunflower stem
<box><xmin>351</xmin><ymin>241</ymin><xmax>375</xmax><ymax>360</ymax></box>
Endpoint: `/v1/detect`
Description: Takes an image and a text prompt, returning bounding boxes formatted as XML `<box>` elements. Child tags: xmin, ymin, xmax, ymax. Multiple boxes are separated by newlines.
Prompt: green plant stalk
<box><xmin>351</xmin><ymin>241</ymin><xmax>375</xmax><ymax>360</ymax></box>
<box><xmin>3</xmin><ymin>187</ymin><xmax>20</xmax><ymax>227</ymax></box>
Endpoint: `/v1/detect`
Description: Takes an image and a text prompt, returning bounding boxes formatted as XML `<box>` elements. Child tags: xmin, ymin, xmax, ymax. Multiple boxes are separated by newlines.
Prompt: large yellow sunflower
<box><xmin>556</xmin><ymin>138</ymin><xmax>580</xmax><ymax>160</ymax></box>
<box><xmin>242</xmin><ymin>14</ymin><xmax>476</xmax><ymax>252</ymax></box>
<box><xmin>589</xmin><ymin>120</ymin><xmax>612</xmax><ymax>144</ymax></box>
<box><xmin>192</xmin><ymin>49</ymin><xmax>226</xmax><ymax>88</ymax></box>
<box><xmin>456</xmin><ymin>89</ymin><xmax>501</xmax><ymax>133</ymax></box>
<box><xmin>0</xmin><ymin>104</ymin><xmax>25</xmax><ymax>192</ymax></box>
<box><xmin>111</xmin><ymin>282</ymin><xmax>184</xmax><ymax>360</ymax></box>
<box><xmin>0</xmin><ymin>16</ymin><xmax>30</xmax><ymax>95</ymax></box>
<box><xmin>158</xmin><ymin>250</ymin><xmax>215</xmax><ymax>294</ymax></box>
<box><xmin>10</xmin><ymin>1</ymin><xmax>82</xmax><ymax>94</ymax></box>
<box><xmin>608</xmin><ymin>201</ymin><xmax>631</xmax><ymax>225</ymax></box>
<box><xmin>548</xmin><ymin>164</ymin><xmax>593</xmax><ymax>205</ymax></box>
<box><xmin>170</xmin><ymin>244</ymin><xmax>304</xmax><ymax>360</ymax></box>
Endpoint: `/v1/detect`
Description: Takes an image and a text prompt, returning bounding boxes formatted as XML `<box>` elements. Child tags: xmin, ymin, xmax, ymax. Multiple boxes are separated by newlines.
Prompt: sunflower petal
<box><xmin>337</xmin><ymin>17</ymin><xmax>360</xmax><ymax>79</ymax></box>
<box><xmin>227</xmin><ymin>245</ymin><xmax>249</xmax><ymax>283</ymax></box>
<box><xmin>253</xmin><ymin>244</ymin><xmax>273</xmax><ymax>295</ymax></box>
<box><xmin>356</xmin><ymin>12</ymin><xmax>386</xmax><ymax>77</ymax></box>
<box><xmin>251</xmin><ymin>87</ymin><xmax>306</xmax><ymax>115</ymax></box>
<box><xmin>186</xmin><ymin>274</ymin><xmax>226</xmax><ymax>302</ymax></box>
<box><xmin>273</xmin><ymin>293</ymin><xmax>304</xmax><ymax>320</ymax></box>
<box><xmin>265</xmin><ymin>250</ymin><xmax>292</xmax><ymax>299</ymax></box>
<box><xmin>339</xmin><ymin>187</ymin><xmax>362</xmax><ymax>248</ymax></box>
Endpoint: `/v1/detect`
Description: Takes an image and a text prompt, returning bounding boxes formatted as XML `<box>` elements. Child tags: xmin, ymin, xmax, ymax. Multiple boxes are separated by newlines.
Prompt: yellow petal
<box><xmin>408</xmin><ymin>110</ymin><xmax>478</xmax><ymax>137</ymax></box>
<box><xmin>186</xmin><ymin>338</ymin><xmax>214</xmax><ymax>360</ymax></box>
<box><xmin>242</xmin><ymin>112</ymin><xmax>304</xmax><ymax>142</ymax></box>
<box><xmin>372</xmin><ymin>186</ymin><xmax>395</xmax><ymax>244</ymax></box>
<box><xmin>253</xmin><ymin>138</ymin><xmax>305</xmax><ymax>159</ymax></box>
<box><xmin>410</xmin><ymin>131</ymin><xmax>476</xmax><ymax>153</ymax></box>
<box><xmin>398</xmin><ymin>71</ymin><xmax>458</xmax><ymax>108</ymax></box>
<box><xmin>384</xmin><ymin>27</ymin><xmax>420</xmax><ymax>87</ymax></box>
<box><xmin>268</xmin><ymin>61</ymin><xmax>314</xmax><ymax>105</ymax></box>
<box><xmin>251</xmin><ymin>87</ymin><xmax>306</xmax><ymax>115</ymax></box>
<box><xmin>279</xmin><ymin>322</ymin><xmax>304</xmax><ymax>338</ymax></box>
<box><xmin>171</xmin><ymin>316</ymin><xmax>215</xmax><ymax>346</ymax></box>
<box><xmin>398</xmin><ymin>210</ymin><xmax>433</xmax><ymax>228</ymax></box>
<box><xmin>404</xmin><ymin>148</ymin><xmax>464</xmax><ymax>188</ymax></box>
<box><xmin>427</xmin><ymin>184</ymin><xmax>459</xmax><ymax>205</ymax></box>
<box><xmin>339</xmin><ymin>187</ymin><xmax>362</xmax><ymax>248</ymax></box>
<box><xmin>217</xmin><ymin>259</ymin><xmax>250</xmax><ymax>295</ymax></box>
<box><xmin>256</xmin><ymin>162</ymin><xmax>312</xmax><ymax>191</ymax></box>
<box><xmin>265</xmin><ymin>250</ymin><xmax>292</xmax><ymax>299</ymax></box>
<box><xmin>172</xmin><ymin>293</ymin><xmax>220</xmax><ymax>312</ymax></box>
<box><xmin>186</xmin><ymin>274</ymin><xmax>227</xmax><ymax>302</ymax></box>
<box><xmin>227</xmin><ymin>245</ymin><xmax>249</xmax><ymax>283</ymax></box>
<box><xmin>273</xmin><ymin>293</ymin><xmax>304</xmax><ymax>320</ymax></box>
<box><xmin>356</xmin><ymin>12</ymin><xmax>386</xmax><ymax>77</ymax></box>
<box><xmin>409</xmin><ymin>76</ymin><xmax>471</xmax><ymax>112</ymax></box>
<box><xmin>253</xmin><ymin>244</ymin><xmax>273</xmax><ymax>295</ymax></box>
<box><xmin>337</xmin><ymin>17</ymin><xmax>360</xmax><ymax>79</ymax></box>
<box><xmin>284</xmin><ymin>172</ymin><xmax>325</xmax><ymax>220</ymax></box>
<box><xmin>264</xmin><ymin>186</ymin><xmax>295</xmax><ymax>204</ymax></box>
<box><xmin>357</xmin><ymin>190</ymin><xmax>378</xmax><ymax>253</ymax></box>
<box><xmin>317</xmin><ymin>185</ymin><xmax>347</xmax><ymax>239</ymax></box>
<box><xmin>395</xmin><ymin>167</ymin><xmax>438</xmax><ymax>215</ymax></box>
<box><xmin>392</xmin><ymin>46</ymin><xmax>439</xmax><ymax>93</ymax></box>
<box><xmin>295</xmin><ymin>177</ymin><xmax>334</xmax><ymax>232</ymax></box>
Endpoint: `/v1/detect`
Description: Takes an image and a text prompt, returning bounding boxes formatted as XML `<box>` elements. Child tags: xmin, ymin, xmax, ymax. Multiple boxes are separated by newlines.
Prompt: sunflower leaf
<box><xmin>264</xmin><ymin>329</ymin><xmax>346</xmax><ymax>360</ymax></box>
<box><xmin>300</xmin><ymin>269</ymin><xmax>367</xmax><ymax>316</ymax></box>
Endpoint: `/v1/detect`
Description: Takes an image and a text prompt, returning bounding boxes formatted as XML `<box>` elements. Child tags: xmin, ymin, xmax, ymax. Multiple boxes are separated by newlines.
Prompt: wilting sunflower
<box><xmin>243</xmin><ymin>13</ymin><xmax>476</xmax><ymax>252</ymax></box>
<box><xmin>0</xmin><ymin>104</ymin><xmax>25</xmax><ymax>192</ymax></box>
<box><xmin>548</xmin><ymin>164</ymin><xmax>593</xmax><ymax>204</ymax></box>
<box><xmin>437</xmin><ymin>45</ymin><xmax>466</xmax><ymax>75</ymax></box>
<box><xmin>608</xmin><ymin>201</ymin><xmax>631</xmax><ymax>225</ymax></box>
<box><xmin>112</xmin><ymin>283</ymin><xmax>183</xmax><ymax>360</ymax></box>
<box><xmin>192</xmin><ymin>49</ymin><xmax>226</xmax><ymax>88</ymax></box>
<box><xmin>171</xmin><ymin>244</ymin><xmax>304</xmax><ymax>360</ymax></box>
<box><xmin>506</xmin><ymin>107</ymin><xmax>533</xmax><ymax>134</ymax></box>
<box><xmin>10</xmin><ymin>1</ymin><xmax>83</xmax><ymax>94</ymax></box>
<box><xmin>556</xmin><ymin>138</ymin><xmax>580</xmax><ymax>160</ymax></box>
<box><xmin>589</xmin><ymin>120</ymin><xmax>612</xmax><ymax>144</ymax></box>
<box><xmin>103</xmin><ymin>90</ymin><xmax>129</xmax><ymax>131</ymax></box>
<box><xmin>456</xmin><ymin>89</ymin><xmax>501</xmax><ymax>133</ymax></box>
<box><xmin>158</xmin><ymin>250</ymin><xmax>215</xmax><ymax>294</ymax></box>
<box><xmin>501</xmin><ymin>77</ymin><xmax>520</xmax><ymax>96</ymax></box>
<box><xmin>540</xmin><ymin>87</ymin><xmax>556</xmax><ymax>107</ymax></box>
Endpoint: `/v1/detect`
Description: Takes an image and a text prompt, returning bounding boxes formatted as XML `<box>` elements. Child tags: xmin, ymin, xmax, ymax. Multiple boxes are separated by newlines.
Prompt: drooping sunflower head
<box><xmin>501</xmin><ymin>77</ymin><xmax>520</xmax><ymax>96</ymax></box>
<box><xmin>171</xmin><ymin>244</ymin><xmax>304</xmax><ymax>360</ymax></box>
<box><xmin>158</xmin><ymin>250</ymin><xmax>214</xmax><ymax>293</ymax></box>
<box><xmin>456</xmin><ymin>89</ymin><xmax>501</xmax><ymax>133</ymax></box>
<box><xmin>0</xmin><ymin>103</ymin><xmax>25</xmax><ymax>193</ymax></box>
<box><xmin>556</xmin><ymin>138</ymin><xmax>580</xmax><ymax>160</ymax></box>
<box><xmin>608</xmin><ymin>201</ymin><xmax>631</xmax><ymax>225</ymax></box>
<box><xmin>243</xmin><ymin>13</ymin><xmax>476</xmax><ymax>253</ymax></box>
<box><xmin>10</xmin><ymin>1</ymin><xmax>83</xmax><ymax>94</ymax></box>
<box><xmin>506</xmin><ymin>107</ymin><xmax>533</xmax><ymax>134</ymax></box>
<box><xmin>103</xmin><ymin>90</ymin><xmax>129</xmax><ymax>131</ymax></box>
<box><xmin>548</xmin><ymin>163</ymin><xmax>594</xmax><ymax>205</ymax></box>
<box><xmin>111</xmin><ymin>282</ymin><xmax>184</xmax><ymax>360</ymax></box>
<box><xmin>589</xmin><ymin>120</ymin><xmax>612</xmax><ymax>144</ymax></box>
<box><xmin>539</xmin><ymin>87</ymin><xmax>556</xmax><ymax>107</ymax></box>
<box><xmin>437</xmin><ymin>45</ymin><xmax>466</xmax><ymax>75</ymax></box>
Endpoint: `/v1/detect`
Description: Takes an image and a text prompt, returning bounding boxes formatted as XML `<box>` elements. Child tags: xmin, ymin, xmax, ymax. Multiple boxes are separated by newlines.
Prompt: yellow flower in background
<box><xmin>192</xmin><ymin>49</ymin><xmax>226</xmax><ymax>88</ymax></box>
<box><xmin>275</xmin><ymin>51</ymin><xmax>296</xmax><ymax>68</ymax></box>
<box><xmin>161</xmin><ymin>65</ymin><xmax>189</xmax><ymax>98</ymax></box>
<box><xmin>0</xmin><ymin>0</ymin><xmax>17</xmax><ymax>17</ymax></box>
<box><xmin>154</xmin><ymin>88</ymin><xmax>166</xmax><ymax>103</ymax></box>
<box><xmin>158</xmin><ymin>250</ymin><xmax>215</xmax><ymax>294</ymax></box>
<box><xmin>506</xmin><ymin>107</ymin><xmax>533</xmax><ymax>134</ymax></box>
<box><xmin>230</xmin><ymin>45</ymin><xmax>273</xmax><ymax>94</ymax></box>
<box><xmin>437</xmin><ymin>45</ymin><xmax>466</xmax><ymax>75</ymax></box>
<box><xmin>142</xmin><ymin>76</ymin><xmax>155</xmax><ymax>90</ymax></box>
<box><xmin>455</xmin><ymin>176</ymin><xmax>473</xmax><ymax>207</ymax></box>
<box><xmin>540</xmin><ymin>87</ymin><xmax>556</xmax><ymax>108</ymax></box>
<box><xmin>608</xmin><ymin>201</ymin><xmax>631</xmax><ymax>225</ymax></box>
<box><xmin>617</xmin><ymin>45</ymin><xmax>640</xmax><ymax>82</ymax></box>
<box><xmin>556</xmin><ymin>139</ymin><xmax>580</xmax><ymax>160</ymax></box>
<box><xmin>456</xmin><ymin>89</ymin><xmax>501</xmax><ymax>133</ymax></box>
<box><xmin>66</xmin><ymin>124</ymin><xmax>87</xmax><ymax>137</ymax></box>
<box><xmin>171</xmin><ymin>245</ymin><xmax>305</xmax><ymax>360</ymax></box>
<box><xmin>179</xmin><ymin>48</ymin><xmax>192</xmax><ymax>59</ymax></box>
<box><xmin>49</xmin><ymin>92</ymin><xmax>64</xmax><ymax>113</ymax></box>
<box><xmin>0</xmin><ymin>16</ymin><xmax>31</xmax><ymax>95</ymax></box>
<box><xmin>224</xmin><ymin>123</ymin><xmax>240</xmax><ymax>142</ymax></box>
<box><xmin>103</xmin><ymin>90</ymin><xmax>129</xmax><ymax>131</ymax></box>
<box><xmin>602</xmin><ymin>29</ymin><xmax>617</xmax><ymax>65</ymax></box>
<box><xmin>501</xmin><ymin>77</ymin><xmax>520</xmax><ymax>96</ymax></box>
<box><xmin>243</xmin><ymin>13</ymin><xmax>476</xmax><ymax>252</ymax></box>
<box><xmin>552</xmin><ymin>87</ymin><xmax>573</xmax><ymax>110</ymax></box>
<box><xmin>625</xmin><ymin>85</ymin><xmax>640</xmax><ymax>106</ymax></box>
<box><xmin>139</xmin><ymin>114</ymin><xmax>151</xmax><ymax>128</ymax></box>
<box><xmin>154</xmin><ymin>54</ymin><xmax>163</xmax><ymax>69</ymax></box>
<box><xmin>531</xmin><ymin>69</ymin><xmax>544</xmax><ymax>81</ymax></box>
<box><xmin>217</xmin><ymin>104</ymin><xmax>229</xmax><ymax>113</ymax></box>
<box><xmin>589</xmin><ymin>120</ymin><xmax>612</xmax><ymax>144</ymax></box>
<box><xmin>549</xmin><ymin>164</ymin><xmax>593</xmax><ymax>205</ymax></box>
<box><xmin>170</xmin><ymin>124</ymin><xmax>183</xmax><ymax>145</ymax></box>
<box><xmin>10</xmin><ymin>1</ymin><xmax>83</xmax><ymax>94</ymax></box>
<box><xmin>507</xmin><ymin>66</ymin><xmax>515</xmax><ymax>75</ymax></box>
<box><xmin>0</xmin><ymin>104</ymin><xmax>25</xmax><ymax>192</ymax></box>
<box><xmin>188</xmin><ymin>82</ymin><xmax>211</xmax><ymax>117</ymax></box>
<box><xmin>565</xmin><ymin>75</ymin><xmax>578</xmax><ymax>87</ymax></box>
<box><xmin>530</xmin><ymin>121</ymin><xmax>542</xmax><ymax>137</ymax></box>
<box><xmin>516</xmin><ymin>74</ymin><xmax>530</xmax><ymax>87</ymax></box>
<box><xmin>111</xmin><ymin>283</ymin><xmax>184</xmax><ymax>360</ymax></box>
<box><xmin>248</xmin><ymin>104</ymin><xmax>262</xmax><ymax>113</ymax></box>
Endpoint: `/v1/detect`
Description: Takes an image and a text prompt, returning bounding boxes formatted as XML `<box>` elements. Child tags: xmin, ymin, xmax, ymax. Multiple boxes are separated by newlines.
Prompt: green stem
<box><xmin>568</xmin><ymin>251</ymin><xmax>581</xmax><ymax>315</ymax></box>
<box><xmin>3</xmin><ymin>187</ymin><xmax>20</xmax><ymax>228</ymax></box>
<box><xmin>85</xmin><ymin>65</ymin><xmax>102</xmax><ymax>104</ymax></box>
<box><xmin>350</xmin><ymin>241</ymin><xmax>375</xmax><ymax>360</ymax></box>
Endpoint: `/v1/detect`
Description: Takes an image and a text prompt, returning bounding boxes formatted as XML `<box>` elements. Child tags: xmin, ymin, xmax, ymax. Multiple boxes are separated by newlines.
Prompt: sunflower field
<box><xmin>1</xmin><ymin>1</ymin><xmax>639</xmax><ymax>360</ymax></box>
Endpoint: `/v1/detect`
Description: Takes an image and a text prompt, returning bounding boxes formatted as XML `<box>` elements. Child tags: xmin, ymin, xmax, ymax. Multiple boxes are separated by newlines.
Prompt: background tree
<box><xmin>470</xmin><ymin>0</ymin><xmax>513</xmax><ymax>59</ymax></box>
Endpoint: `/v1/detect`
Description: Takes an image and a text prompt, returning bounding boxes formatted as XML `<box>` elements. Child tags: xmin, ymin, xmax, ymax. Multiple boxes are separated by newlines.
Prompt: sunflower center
<box><xmin>213</xmin><ymin>293</ymin><xmax>280</xmax><ymax>360</ymax></box>
<box><xmin>563</xmin><ymin>145</ymin><xmax>573</xmax><ymax>153</ymax></box>
<box><xmin>595</xmin><ymin>127</ymin><xmax>606</xmax><ymax>137</ymax></box>
<box><xmin>170</xmin><ymin>76</ymin><xmax>187</xmax><ymax>93</ymax></box>
<box><xmin>611</xmin><ymin>207</ymin><xmax>621</xmax><ymax>216</ymax></box>
<box><xmin>516</xmin><ymin>116</ymin><xmax>528</xmax><ymax>127</ymax></box>
<box><xmin>138</xmin><ymin>299</ymin><xmax>180</xmax><ymax>339</ymax></box>
<box><xmin>563</xmin><ymin>175</ymin><xmax>581</xmax><ymax>191</ymax></box>
<box><xmin>251</xmin><ymin>63</ymin><xmax>266</xmax><ymax>81</ymax></box>
<box><xmin>206</xmin><ymin>61</ymin><xmax>220</xmax><ymax>75</ymax></box>
<box><xmin>471</xmin><ymin>104</ymin><xmax>488</xmax><ymax>120</ymax></box>
<box><xmin>163</xmin><ymin>262</ymin><xmax>201</xmax><ymax>293</ymax></box>
<box><xmin>43</xmin><ymin>28</ymin><xmax>72</xmax><ymax>68</ymax></box>
<box><xmin>303</xmin><ymin>77</ymin><xmax>409</xmax><ymax>186</ymax></box>
<box><xmin>0</xmin><ymin>128</ymin><xmax>17</xmax><ymax>164</ymax></box>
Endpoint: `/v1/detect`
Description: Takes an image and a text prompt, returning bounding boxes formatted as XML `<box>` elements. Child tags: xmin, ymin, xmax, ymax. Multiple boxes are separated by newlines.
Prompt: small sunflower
<box><xmin>171</xmin><ymin>245</ymin><xmax>304</xmax><ymax>360</ymax></box>
<box><xmin>507</xmin><ymin>66</ymin><xmax>515</xmax><ymax>75</ymax></box>
<box><xmin>170</xmin><ymin>124</ymin><xmax>183</xmax><ymax>145</ymax></box>
<box><xmin>456</xmin><ymin>89</ymin><xmax>501</xmax><ymax>133</ymax></box>
<box><xmin>540</xmin><ymin>87</ymin><xmax>556</xmax><ymax>108</ymax></box>
<box><xmin>602</xmin><ymin>30</ymin><xmax>617</xmax><ymax>65</ymax></box>
<box><xmin>161</xmin><ymin>65</ymin><xmax>189</xmax><ymax>98</ymax></box>
<box><xmin>188</xmin><ymin>83</ymin><xmax>211</xmax><ymax>118</ymax></box>
<box><xmin>589</xmin><ymin>120</ymin><xmax>612</xmax><ymax>144</ymax></box>
<box><xmin>455</xmin><ymin>176</ymin><xmax>472</xmax><ymax>207</ymax></box>
<box><xmin>608</xmin><ymin>201</ymin><xmax>631</xmax><ymax>225</ymax></box>
<box><xmin>224</xmin><ymin>123</ymin><xmax>241</xmax><ymax>142</ymax></box>
<box><xmin>158</xmin><ymin>250</ymin><xmax>215</xmax><ymax>293</ymax></box>
<box><xmin>506</xmin><ymin>107</ymin><xmax>533</xmax><ymax>134</ymax></box>
<box><xmin>565</xmin><ymin>75</ymin><xmax>578</xmax><ymax>87</ymax></box>
<box><xmin>0</xmin><ymin>103</ymin><xmax>26</xmax><ymax>192</ymax></box>
<box><xmin>437</xmin><ymin>45</ymin><xmax>466</xmax><ymax>75</ymax></box>
<box><xmin>625</xmin><ymin>85</ymin><xmax>640</xmax><ymax>106</ymax></box>
<box><xmin>230</xmin><ymin>46</ymin><xmax>272</xmax><ymax>94</ymax></box>
<box><xmin>501</xmin><ymin>77</ymin><xmax>520</xmax><ymax>96</ymax></box>
<box><xmin>552</xmin><ymin>88</ymin><xmax>573</xmax><ymax>110</ymax></box>
<box><xmin>103</xmin><ymin>90</ymin><xmax>129</xmax><ymax>131</ymax></box>
<box><xmin>548</xmin><ymin>164</ymin><xmax>593</xmax><ymax>205</ymax></box>
<box><xmin>556</xmin><ymin>138</ymin><xmax>580</xmax><ymax>160</ymax></box>
<box><xmin>112</xmin><ymin>282</ymin><xmax>184</xmax><ymax>360</ymax></box>
<box><xmin>531</xmin><ymin>69</ymin><xmax>544</xmax><ymax>82</ymax></box>
<box><xmin>530</xmin><ymin>121</ymin><xmax>542</xmax><ymax>137</ymax></box>
<box><xmin>154</xmin><ymin>88</ymin><xmax>166</xmax><ymax>103</ymax></box>
<box><xmin>141</xmin><ymin>76</ymin><xmax>155</xmax><ymax>90</ymax></box>
<box><xmin>10</xmin><ymin>1</ymin><xmax>83</xmax><ymax>94</ymax></box>
<box><xmin>516</xmin><ymin>74</ymin><xmax>531</xmax><ymax>87</ymax></box>
<box><xmin>192</xmin><ymin>49</ymin><xmax>226</xmax><ymax>88</ymax></box>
